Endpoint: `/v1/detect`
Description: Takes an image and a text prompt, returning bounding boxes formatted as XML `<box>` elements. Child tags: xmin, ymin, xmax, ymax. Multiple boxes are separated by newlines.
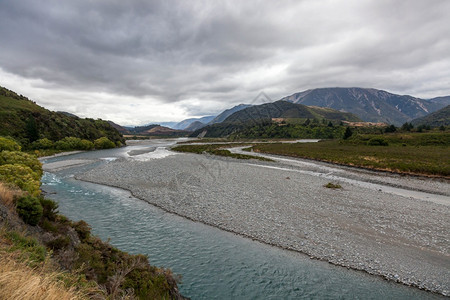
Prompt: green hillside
<box><xmin>411</xmin><ymin>105</ymin><xmax>450</xmax><ymax>127</ymax></box>
<box><xmin>223</xmin><ymin>101</ymin><xmax>360</xmax><ymax>125</ymax></box>
<box><xmin>191</xmin><ymin>101</ymin><xmax>361</xmax><ymax>138</ymax></box>
<box><xmin>0</xmin><ymin>86</ymin><xmax>124</xmax><ymax>147</ymax></box>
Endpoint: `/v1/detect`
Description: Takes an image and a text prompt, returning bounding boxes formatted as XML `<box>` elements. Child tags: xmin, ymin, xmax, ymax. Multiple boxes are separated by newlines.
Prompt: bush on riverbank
<box><xmin>16</xmin><ymin>195</ymin><xmax>43</xmax><ymax>226</ymax></box>
<box><xmin>94</xmin><ymin>136</ymin><xmax>116</xmax><ymax>149</ymax></box>
<box><xmin>0</xmin><ymin>136</ymin><xmax>21</xmax><ymax>151</ymax></box>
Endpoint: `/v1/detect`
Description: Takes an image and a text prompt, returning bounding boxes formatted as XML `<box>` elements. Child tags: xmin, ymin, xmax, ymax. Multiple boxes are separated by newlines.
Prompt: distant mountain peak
<box><xmin>208</xmin><ymin>104</ymin><xmax>252</xmax><ymax>124</ymax></box>
<box><xmin>280</xmin><ymin>87</ymin><xmax>446</xmax><ymax>125</ymax></box>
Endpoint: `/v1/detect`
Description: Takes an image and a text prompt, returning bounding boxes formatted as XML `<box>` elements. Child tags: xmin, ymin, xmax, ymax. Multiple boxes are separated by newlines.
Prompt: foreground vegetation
<box><xmin>0</xmin><ymin>138</ymin><xmax>183</xmax><ymax>299</ymax></box>
<box><xmin>249</xmin><ymin>132</ymin><xmax>450</xmax><ymax>177</ymax></box>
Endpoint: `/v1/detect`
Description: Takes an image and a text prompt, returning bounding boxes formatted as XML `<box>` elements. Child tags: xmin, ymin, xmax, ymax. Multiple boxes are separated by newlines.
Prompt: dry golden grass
<box><xmin>0</xmin><ymin>254</ymin><xmax>85</xmax><ymax>300</ymax></box>
<box><xmin>0</xmin><ymin>181</ymin><xmax>22</xmax><ymax>209</ymax></box>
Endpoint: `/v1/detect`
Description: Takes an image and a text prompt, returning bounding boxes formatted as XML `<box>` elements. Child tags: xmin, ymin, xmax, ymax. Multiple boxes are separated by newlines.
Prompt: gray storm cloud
<box><xmin>0</xmin><ymin>0</ymin><xmax>449</xmax><ymax>124</ymax></box>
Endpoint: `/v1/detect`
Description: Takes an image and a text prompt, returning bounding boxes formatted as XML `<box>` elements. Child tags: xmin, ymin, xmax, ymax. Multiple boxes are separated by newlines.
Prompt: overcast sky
<box><xmin>1</xmin><ymin>0</ymin><xmax>449</xmax><ymax>125</ymax></box>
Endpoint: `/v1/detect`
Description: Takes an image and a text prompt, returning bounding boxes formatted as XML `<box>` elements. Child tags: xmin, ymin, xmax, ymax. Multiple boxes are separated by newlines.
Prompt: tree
<box><xmin>25</xmin><ymin>117</ymin><xmax>39</xmax><ymax>142</ymax></box>
<box><xmin>401</xmin><ymin>122</ymin><xmax>414</xmax><ymax>131</ymax></box>
<box><xmin>343</xmin><ymin>127</ymin><xmax>353</xmax><ymax>140</ymax></box>
<box><xmin>384</xmin><ymin>125</ymin><xmax>396</xmax><ymax>133</ymax></box>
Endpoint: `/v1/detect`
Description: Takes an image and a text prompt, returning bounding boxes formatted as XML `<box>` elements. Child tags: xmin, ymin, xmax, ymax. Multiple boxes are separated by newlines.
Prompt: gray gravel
<box><xmin>77</xmin><ymin>151</ymin><xmax>450</xmax><ymax>296</ymax></box>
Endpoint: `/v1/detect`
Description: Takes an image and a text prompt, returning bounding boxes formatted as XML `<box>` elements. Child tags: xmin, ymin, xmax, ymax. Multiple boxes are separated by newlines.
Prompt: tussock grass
<box><xmin>251</xmin><ymin>138</ymin><xmax>450</xmax><ymax>177</ymax></box>
<box><xmin>0</xmin><ymin>254</ymin><xmax>84</xmax><ymax>300</ymax></box>
<box><xmin>0</xmin><ymin>181</ymin><xmax>22</xmax><ymax>209</ymax></box>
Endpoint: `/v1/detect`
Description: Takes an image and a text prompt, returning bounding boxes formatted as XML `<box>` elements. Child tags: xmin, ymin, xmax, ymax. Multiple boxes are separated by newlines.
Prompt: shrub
<box><xmin>367</xmin><ymin>137</ymin><xmax>389</xmax><ymax>146</ymax></box>
<box><xmin>73</xmin><ymin>220</ymin><xmax>91</xmax><ymax>242</ymax></box>
<box><xmin>54</xmin><ymin>137</ymin><xmax>83</xmax><ymax>150</ymax></box>
<box><xmin>0</xmin><ymin>137</ymin><xmax>21</xmax><ymax>152</ymax></box>
<box><xmin>31</xmin><ymin>138</ymin><xmax>54</xmax><ymax>150</ymax></box>
<box><xmin>16</xmin><ymin>195</ymin><xmax>43</xmax><ymax>226</ymax></box>
<box><xmin>80</xmin><ymin>139</ymin><xmax>94</xmax><ymax>150</ymax></box>
<box><xmin>94</xmin><ymin>137</ymin><xmax>116</xmax><ymax>149</ymax></box>
<box><xmin>0</xmin><ymin>151</ymin><xmax>42</xmax><ymax>178</ymax></box>
<box><xmin>0</xmin><ymin>164</ymin><xmax>41</xmax><ymax>195</ymax></box>
<box><xmin>46</xmin><ymin>236</ymin><xmax>70</xmax><ymax>250</ymax></box>
<box><xmin>39</xmin><ymin>198</ymin><xmax>59</xmax><ymax>221</ymax></box>
<box><xmin>324</xmin><ymin>182</ymin><xmax>342</xmax><ymax>189</ymax></box>
<box><xmin>40</xmin><ymin>219</ymin><xmax>58</xmax><ymax>233</ymax></box>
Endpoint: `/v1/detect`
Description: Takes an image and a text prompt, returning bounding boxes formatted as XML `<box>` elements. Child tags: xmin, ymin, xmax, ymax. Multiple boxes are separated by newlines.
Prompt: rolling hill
<box><xmin>222</xmin><ymin>101</ymin><xmax>360</xmax><ymax>125</ymax></box>
<box><xmin>411</xmin><ymin>105</ymin><xmax>450</xmax><ymax>127</ymax></box>
<box><xmin>123</xmin><ymin>124</ymin><xmax>188</xmax><ymax>137</ymax></box>
<box><xmin>280</xmin><ymin>87</ymin><xmax>446</xmax><ymax>125</ymax></box>
<box><xmin>0</xmin><ymin>86</ymin><xmax>124</xmax><ymax>146</ymax></box>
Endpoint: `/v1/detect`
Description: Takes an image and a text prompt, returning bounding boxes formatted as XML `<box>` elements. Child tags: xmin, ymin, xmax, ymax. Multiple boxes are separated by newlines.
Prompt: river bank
<box><xmin>76</xmin><ymin>149</ymin><xmax>450</xmax><ymax>296</ymax></box>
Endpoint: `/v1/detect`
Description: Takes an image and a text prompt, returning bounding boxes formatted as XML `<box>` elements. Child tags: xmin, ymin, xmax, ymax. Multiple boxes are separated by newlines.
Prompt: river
<box><xmin>40</xmin><ymin>139</ymin><xmax>445</xmax><ymax>299</ymax></box>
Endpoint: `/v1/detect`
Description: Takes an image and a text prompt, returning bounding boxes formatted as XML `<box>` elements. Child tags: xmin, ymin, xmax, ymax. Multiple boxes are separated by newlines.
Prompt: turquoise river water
<box><xmin>40</xmin><ymin>141</ymin><xmax>442</xmax><ymax>299</ymax></box>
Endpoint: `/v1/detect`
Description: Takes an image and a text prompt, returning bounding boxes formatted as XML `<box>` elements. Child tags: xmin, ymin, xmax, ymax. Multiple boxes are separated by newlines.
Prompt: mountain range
<box><xmin>172</xmin><ymin>115</ymin><xmax>216</xmax><ymax>130</ymax></box>
<box><xmin>280</xmin><ymin>87</ymin><xmax>447</xmax><ymax>125</ymax></box>
<box><xmin>171</xmin><ymin>104</ymin><xmax>253</xmax><ymax>131</ymax></box>
<box><xmin>154</xmin><ymin>88</ymin><xmax>448</xmax><ymax>131</ymax></box>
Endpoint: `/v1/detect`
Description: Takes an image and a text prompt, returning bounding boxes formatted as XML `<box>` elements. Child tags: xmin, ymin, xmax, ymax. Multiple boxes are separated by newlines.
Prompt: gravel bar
<box><xmin>78</xmin><ymin>152</ymin><xmax>450</xmax><ymax>296</ymax></box>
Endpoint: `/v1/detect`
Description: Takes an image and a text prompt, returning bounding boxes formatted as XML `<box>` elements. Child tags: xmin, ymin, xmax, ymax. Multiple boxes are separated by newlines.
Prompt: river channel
<box><xmin>40</xmin><ymin>139</ymin><xmax>444</xmax><ymax>299</ymax></box>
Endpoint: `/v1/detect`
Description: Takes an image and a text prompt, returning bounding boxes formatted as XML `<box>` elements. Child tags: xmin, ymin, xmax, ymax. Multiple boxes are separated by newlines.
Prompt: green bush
<box><xmin>46</xmin><ymin>236</ymin><xmax>70</xmax><ymax>250</ymax></box>
<box><xmin>31</xmin><ymin>138</ymin><xmax>54</xmax><ymax>149</ymax></box>
<box><xmin>39</xmin><ymin>198</ymin><xmax>59</xmax><ymax>221</ymax></box>
<box><xmin>40</xmin><ymin>219</ymin><xmax>58</xmax><ymax>233</ymax></box>
<box><xmin>73</xmin><ymin>220</ymin><xmax>91</xmax><ymax>242</ymax></box>
<box><xmin>0</xmin><ymin>136</ymin><xmax>21</xmax><ymax>151</ymax></box>
<box><xmin>0</xmin><ymin>151</ymin><xmax>42</xmax><ymax>177</ymax></box>
<box><xmin>94</xmin><ymin>137</ymin><xmax>116</xmax><ymax>149</ymax></box>
<box><xmin>0</xmin><ymin>164</ymin><xmax>41</xmax><ymax>195</ymax></box>
<box><xmin>367</xmin><ymin>137</ymin><xmax>389</xmax><ymax>146</ymax></box>
<box><xmin>54</xmin><ymin>137</ymin><xmax>83</xmax><ymax>150</ymax></box>
<box><xmin>16</xmin><ymin>195</ymin><xmax>43</xmax><ymax>226</ymax></box>
<box><xmin>80</xmin><ymin>139</ymin><xmax>94</xmax><ymax>150</ymax></box>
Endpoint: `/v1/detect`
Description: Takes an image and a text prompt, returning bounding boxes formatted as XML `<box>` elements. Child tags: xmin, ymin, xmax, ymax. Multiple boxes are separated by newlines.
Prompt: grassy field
<box><xmin>172</xmin><ymin>143</ymin><xmax>273</xmax><ymax>161</ymax></box>
<box><xmin>250</xmin><ymin>132</ymin><xmax>450</xmax><ymax>177</ymax></box>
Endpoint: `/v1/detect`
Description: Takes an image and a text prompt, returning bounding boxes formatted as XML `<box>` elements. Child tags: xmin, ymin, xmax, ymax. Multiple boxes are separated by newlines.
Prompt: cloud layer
<box><xmin>1</xmin><ymin>0</ymin><xmax>449</xmax><ymax>124</ymax></box>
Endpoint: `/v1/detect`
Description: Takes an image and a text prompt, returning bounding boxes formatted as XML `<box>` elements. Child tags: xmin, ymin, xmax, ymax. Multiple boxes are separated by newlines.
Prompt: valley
<box><xmin>42</xmin><ymin>139</ymin><xmax>449</xmax><ymax>298</ymax></box>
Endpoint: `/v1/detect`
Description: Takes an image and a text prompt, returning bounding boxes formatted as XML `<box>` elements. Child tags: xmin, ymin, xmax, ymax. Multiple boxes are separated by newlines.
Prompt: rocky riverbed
<box><xmin>77</xmin><ymin>150</ymin><xmax>450</xmax><ymax>296</ymax></box>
